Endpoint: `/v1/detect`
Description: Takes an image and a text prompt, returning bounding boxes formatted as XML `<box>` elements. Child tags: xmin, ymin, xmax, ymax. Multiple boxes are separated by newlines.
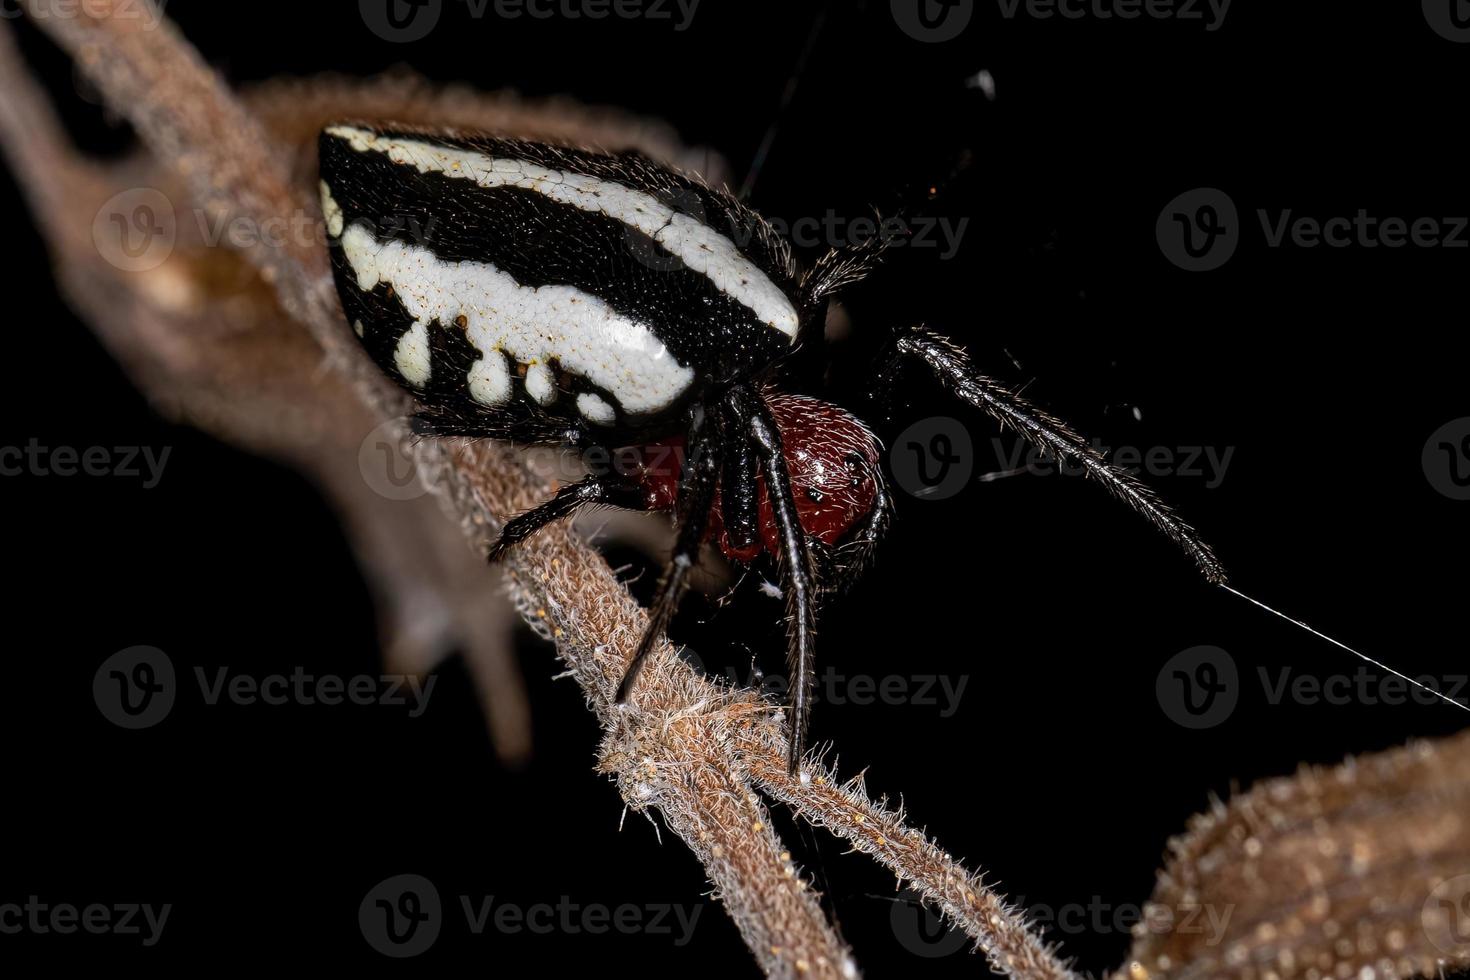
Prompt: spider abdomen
<box><xmin>318</xmin><ymin>124</ymin><xmax>803</xmax><ymax>433</ymax></box>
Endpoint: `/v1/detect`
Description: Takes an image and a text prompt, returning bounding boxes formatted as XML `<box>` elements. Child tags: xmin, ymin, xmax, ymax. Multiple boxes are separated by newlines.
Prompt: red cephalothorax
<box><xmin>628</xmin><ymin>393</ymin><xmax>883</xmax><ymax>564</ymax></box>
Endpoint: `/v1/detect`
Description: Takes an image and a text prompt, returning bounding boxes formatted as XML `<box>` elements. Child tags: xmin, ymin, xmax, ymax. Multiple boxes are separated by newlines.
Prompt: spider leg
<box><xmin>824</xmin><ymin>458</ymin><xmax>892</xmax><ymax>599</ymax></box>
<box><xmin>487</xmin><ymin>476</ymin><xmax>651</xmax><ymax>563</ymax></box>
<box><xmin>615</xmin><ymin>405</ymin><xmax>723</xmax><ymax>703</ymax></box>
<box><xmin>738</xmin><ymin>387</ymin><xmax>820</xmax><ymax>775</ymax></box>
<box><xmin>719</xmin><ymin>420</ymin><xmax>761</xmax><ymax>551</ymax></box>
<box><xmin>877</xmin><ymin>324</ymin><xmax>1227</xmax><ymax>584</ymax></box>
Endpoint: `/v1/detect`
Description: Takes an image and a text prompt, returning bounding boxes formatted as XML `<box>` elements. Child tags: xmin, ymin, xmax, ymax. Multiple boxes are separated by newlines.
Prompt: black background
<box><xmin>4</xmin><ymin>0</ymin><xmax>1468</xmax><ymax>973</ymax></box>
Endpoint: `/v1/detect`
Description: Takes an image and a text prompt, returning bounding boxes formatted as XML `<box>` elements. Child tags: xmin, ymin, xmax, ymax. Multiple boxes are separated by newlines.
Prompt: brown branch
<box><xmin>742</xmin><ymin>735</ymin><xmax>1080</xmax><ymax>980</ymax></box>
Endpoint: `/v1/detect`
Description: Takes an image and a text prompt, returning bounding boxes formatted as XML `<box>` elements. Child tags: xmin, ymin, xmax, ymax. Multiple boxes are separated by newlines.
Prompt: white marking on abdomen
<box><xmin>326</xmin><ymin>125</ymin><xmax>799</xmax><ymax>341</ymax></box>
<box><xmin>319</xmin><ymin>181</ymin><xmax>344</xmax><ymax>237</ymax></box>
<box><xmin>524</xmin><ymin>363</ymin><xmax>556</xmax><ymax>406</ymax></box>
<box><xmin>576</xmin><ymin>392</ymin><xmax>616</xmax><ymax>425</ymax></box>
<box><xmin>394</xmin><ymin>321</ymin><xmax>432</xmax><ymax>386</ymax></box>
<box><xmin>340</xmin><ymin>223</ymin><xmax>694</xmax><ymax>415</ymax></box>
<box><xmin>468</xmin><ymin>350</ymin><xmax>511</xmax><ymax>406</ymax></box>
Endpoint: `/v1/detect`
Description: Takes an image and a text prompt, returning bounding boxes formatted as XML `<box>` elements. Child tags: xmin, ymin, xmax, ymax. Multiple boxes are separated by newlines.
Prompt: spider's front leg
<box><xmin>731</xmin><ymin>387</ymin><xmax>821</xmax><ymax>776</ymax></box>
<box><xmin>876</xmin><ymin>324</ymin><xmax>1228</xmax><ymax>585</ymax></box>
<box><xmin>486</xmin><ymin>477</ymin><xmax>654</xmax><ymax>563</ymax></box>
<box><xmin>615</xmin><ymin>404</ymin><xmax>724</xmax><ymax>703</ymax></box>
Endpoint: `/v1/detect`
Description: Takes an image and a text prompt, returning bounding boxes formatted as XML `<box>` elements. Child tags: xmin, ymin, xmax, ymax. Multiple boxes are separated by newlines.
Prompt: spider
<box><xmin>318</xmin><ymin>123</ymin><xmax>1226</xmax><ymax>773</ymax></box>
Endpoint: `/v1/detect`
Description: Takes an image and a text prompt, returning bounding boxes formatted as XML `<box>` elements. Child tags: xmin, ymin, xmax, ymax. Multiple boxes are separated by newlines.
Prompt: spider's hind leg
<box><xmin>615</xmin><ymin>404</ymin><xmax>724</xmax><ymax>704</ymax></box>
<box><xmin>487</xmin><ymin>476</ymin><xmax>652</xmax><ymax>563</ymax></box>
<box><xmin>876</xmin><ymin>324</ymin><xmax>1227</xmax><ymax>585</ymax></box>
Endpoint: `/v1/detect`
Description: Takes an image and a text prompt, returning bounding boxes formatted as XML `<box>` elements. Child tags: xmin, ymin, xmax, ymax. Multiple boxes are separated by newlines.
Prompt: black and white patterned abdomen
<box><xmin>319</xmin><ymin>125</ymin><xmax>801</xmax><ymax>429</ymax></box>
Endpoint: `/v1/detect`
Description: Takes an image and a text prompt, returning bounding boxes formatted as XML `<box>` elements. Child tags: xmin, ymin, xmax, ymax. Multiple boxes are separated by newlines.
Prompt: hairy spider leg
<box><xmin>739</xmin><ymin>388</ymin><xmax>822</xmax><ymax>774</ymax></box>
<box><xmin>615</xmin><ymin>403</ymin><xmax>724</xmax><ymax>704</ymax></box>
<box><xmin>875</xmin><ymin>324</ymin><xmax>1228</xmax><ymax>585</ymax></box>
<box><xmin>485</xmin><ymin>478</ymin><xmax>655</xmax><ymax>563</ymax></box>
